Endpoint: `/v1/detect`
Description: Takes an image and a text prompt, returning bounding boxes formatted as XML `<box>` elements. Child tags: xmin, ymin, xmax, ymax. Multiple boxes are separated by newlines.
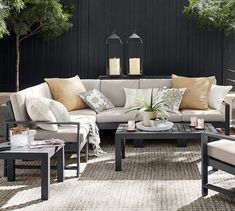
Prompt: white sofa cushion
<box><xmin>208</xmin><ymin>139</ymin><xmax>235</xmax><ymax>166</ymax></box>
<box><xmin>101</xmin><ymin>79</ymin><xmax>139</xmax><ymax>107</ymax></box>
<box><xmin>69</xmin><ymin>109</ymin><xmax>96</xmax><ymax>118</ymax></box>
<box><xmin>181</xmin><ymin>109</ymin><xmax>225</xmax><ymax>122</ymax></box>
<box><xmin>139</xmin><ymin>79</ymin><xmax>171</xmax><ymax>88</ymax></box>
<box><xmin>158</xmin><ymin>111</ymin><xmax>182</xmax><ymax>122</ymax></box>
<box><xmin>10</xmin><ymin>83</ymin><xmax>52</xmax><ymax>121</ymax></box>
<box><xmin>26</xmin><ymin>97</ymin><xmax>58</xmax><ymax>131</ymax></box>
<box><xmin>97</xmin><ymin>107</ymin><xmax>138</xmax><ymax>123</ymax></box>
<box><xmin>81</xmin><ymin>79</ymin><xmax>101</xmax><ymax>91</ymax></box>
<box><xmin>35</xmin><ymin>124</ymin><xmax>89</xmax><ymax>149</ymax></box>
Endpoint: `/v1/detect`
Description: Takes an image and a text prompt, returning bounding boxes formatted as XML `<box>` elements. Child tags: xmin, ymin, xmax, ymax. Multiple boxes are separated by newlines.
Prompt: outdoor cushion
<box><xmin>69</xmin><ymin>109</ymin><xmax>97</xmax><ymax>119</ymax></box>
<box><xmin>101</xmin><ymin>79</ymin><xmax>139</xmax><ymax>107</ymax></box>
<box><xmin>181</xmin><ymin>109</ymin><xmax>225</xmax><ymax>122</ymax></box>
<box><xmin>158</xmin><ymin>111</ymin><xmax>182</xmax><ymax>122</ymax></box>
<box><xmin>208</xmin><ymin>139</ymin><xmax>235</xmax><ymax>166</ymax></box>
<box><xmin>10</xmin><ymin>83</ymin><xmax>52</xmax><ymax>121</ymax></box>
<box><xmin>35</xmin><ymin>124</ymin><xmax>89</xmax><ymax>149</ymax></box>
<box><xmin>172</xmin><ymin>74</ymin><xmax>215</xmax><ymax>110</ymax></box>
<box><xmin>45</xmin><ymin>75</ymin><xmax>87</xmax><ymax>111</ymax></box>
<box><xmin>97</xmin><ymin>107</ymin><xmax>138</xmax><ymax>123</ymax></box>
<box><xmin>81</xmin><ymin>79</ymin><xmax>101</xmax><ymax>91</ymax></box>
<box><xmin>208</xmin><ymin>85</ymin><xmax>232</xmax><ymax>110</ymax></box>
<box><xmin>139</xmin><ymin>79</ymin><xmax>171</xmax><ymax>88</ymax></box>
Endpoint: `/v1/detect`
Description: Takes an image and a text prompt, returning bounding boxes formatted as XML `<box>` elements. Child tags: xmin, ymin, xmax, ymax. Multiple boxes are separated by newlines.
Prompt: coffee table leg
<box><xmin>115</xmin><ymin>136</ymin><xmax>122</xmax><ymax>171</ymax></box>
<box><xmin>57</xmin><ymin>147</ymin><xmax>64</xmax><ymax>182</ymax></box>
<box><xmin>41</xmin><ymin>156</ymin><xmax>50</xmax><ymax>200</ymax></box>
<box><xmin>177</xmin><ymin>139</ymin><xmax>187</xmax><ymax>147</ymax></box>
<box><xmin>7</xmin><ymin>159</ymin><xmax>15</xmax><ymax>181</ymax></box>
<box><xmin>121</xmin><ymin>139</ymin><xmax>125</xmax><ymax>159</ymax></box>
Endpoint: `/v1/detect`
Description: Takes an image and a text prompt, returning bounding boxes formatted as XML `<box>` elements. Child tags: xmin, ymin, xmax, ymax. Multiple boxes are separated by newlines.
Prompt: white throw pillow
<box><xmin>26</xmin><ymin>97</ymin><xmax>58</xmax><ymax>131</ymax></box>
<box><xmin>153</xmin><ymin>88</ymin><xmax>186</xmax><ymax>112</ymax></box>
<box><xmin>209</xmin><ymin>85</ymin><xmax>232</xmax><ymax>110</ymax></box>
<box><xmin>48</xmin><ymin>100</ymin><xmax>70</xmax><ymax>122</ymax></box>
<box><xmin>124</xmin><ymin>88</ymin><xmax>152</xmax><ymax>108</ymax></box>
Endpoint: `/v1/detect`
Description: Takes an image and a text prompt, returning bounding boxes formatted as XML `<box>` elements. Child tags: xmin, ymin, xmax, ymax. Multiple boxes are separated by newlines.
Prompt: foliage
<box><xmin>127</xmin><ymin>89</ymin><xmax>170</xmax><ymax>120</ymax></box>
<box><xmin>7</xmin><ymin>0</ymin><xmax>74</xmax><ymax>41</ymax></box>
<box><xmin>184</xmin><ymin>0</ymin><xmax>235</xmax><ymax>35</ymax></box>
<box><xmin>2</xmin><ymin>0</ymin><xmax>74</xmax><ymax>91</ymax></box>
<box><xmin>0</xmin><ymin>0</ymin><xmax>24</xmax><ymax>38</ymax></box>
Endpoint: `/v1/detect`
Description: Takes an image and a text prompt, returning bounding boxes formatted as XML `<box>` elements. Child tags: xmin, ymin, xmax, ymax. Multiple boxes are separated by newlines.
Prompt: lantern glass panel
<box><xmin>127</xmin><ymin>33</ymin><xmax>143</xmax><ymax>76</ymax></box>
<box><xmin>106</xmin><ymin>33</ymin><xmax>123</xmax><ymax>77</ymax></box>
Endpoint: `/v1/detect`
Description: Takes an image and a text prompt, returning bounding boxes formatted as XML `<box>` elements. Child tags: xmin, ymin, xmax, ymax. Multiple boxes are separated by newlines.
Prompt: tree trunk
<box><xmin>16</xmin><ymin>35</ymin><xmax>20</xmax><ymax>91</ymax></box>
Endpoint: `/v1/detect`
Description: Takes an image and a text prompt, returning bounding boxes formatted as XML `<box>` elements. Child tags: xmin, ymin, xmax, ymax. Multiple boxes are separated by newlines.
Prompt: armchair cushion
<box><xmin>208</xmin><ymin>139</ymin><xmax>235</xmax><ymax>166</ymax></box>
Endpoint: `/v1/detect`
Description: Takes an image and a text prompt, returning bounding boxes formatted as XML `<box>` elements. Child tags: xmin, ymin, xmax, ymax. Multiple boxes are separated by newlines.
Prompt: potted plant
<box><xmin>127</xmin><ymin>89</ymin><xmax>170</xmax><ymax>126</ymax></box>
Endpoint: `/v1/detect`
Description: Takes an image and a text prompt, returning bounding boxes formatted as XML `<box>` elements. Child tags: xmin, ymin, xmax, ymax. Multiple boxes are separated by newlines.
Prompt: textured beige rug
<box><xmin>0</xmin><ymin>137</ymin><xmax>235</xmax><ymax>211</ymax></box>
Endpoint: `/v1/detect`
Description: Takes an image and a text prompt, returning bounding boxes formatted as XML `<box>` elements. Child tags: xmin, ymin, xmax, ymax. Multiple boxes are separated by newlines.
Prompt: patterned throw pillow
<box><xmin>79</xmin><ymin>89</ymin><xmax>114</xmax><ymax>113</ymax></box>
<box><xmin>153</xmin><ymin>88</ymin><xmax>186</xmax><ymax>112</ymax></box>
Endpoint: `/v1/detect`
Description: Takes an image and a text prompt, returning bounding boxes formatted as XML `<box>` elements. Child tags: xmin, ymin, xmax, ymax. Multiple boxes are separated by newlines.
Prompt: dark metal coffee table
<box><xmin>0</xmin><ymin>142</ymin><xmax>64</xmax><ymax>200</ymax></box>
<box><xmin>115</xmin><ymin>123</ymin><xmax>219</xmax><ymax>171</ymax></box>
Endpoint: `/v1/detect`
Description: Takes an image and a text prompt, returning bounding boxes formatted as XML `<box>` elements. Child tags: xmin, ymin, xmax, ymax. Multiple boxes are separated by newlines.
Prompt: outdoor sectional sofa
<box><xmin>8</xmin><ymin>78</ymin><xmax>230</xmax><ymax>175</ymax></box>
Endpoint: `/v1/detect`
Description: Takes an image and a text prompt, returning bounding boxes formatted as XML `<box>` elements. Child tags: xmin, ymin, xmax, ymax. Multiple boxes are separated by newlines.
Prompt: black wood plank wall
<box><xmin>0</xmin><ymin>0</ymin><xmax>235</xmax><ymax>91</ymax></box>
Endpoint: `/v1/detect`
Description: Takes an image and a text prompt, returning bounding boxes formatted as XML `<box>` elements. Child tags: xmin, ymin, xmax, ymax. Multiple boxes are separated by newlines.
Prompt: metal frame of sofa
<box><xmin>201</xmin><ymin>133</ymin><xmax>235</xmax><ymax>197</ymax></box>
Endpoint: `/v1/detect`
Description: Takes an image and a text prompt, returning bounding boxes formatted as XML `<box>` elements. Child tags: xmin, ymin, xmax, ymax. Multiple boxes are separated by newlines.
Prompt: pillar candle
<box><xmin>197</xmin><ymin>119</ymin><xmax>204</xmax><ymax>128</ymax></box>
<box><xmin>129</xmin><ymin>58</ymin><xmax>140</xmax><ymax>75</ymax></box>
<box><xmin>190</xmin><ymin>116</ymin><xmax>198</xmax><ymax>126</ymax></box>
<box><xmin>109</xmin><ymin>58</ymin><xmax>120</xmax><ymax>75</ymax></box>
<box><xmin>128</xmin><ymin>120</ymin><xmax>135</xmax><ymax>130</ymax></box>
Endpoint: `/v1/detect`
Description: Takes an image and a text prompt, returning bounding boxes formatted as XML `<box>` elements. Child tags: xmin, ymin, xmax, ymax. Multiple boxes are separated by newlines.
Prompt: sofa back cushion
<box><xmin>81</xmin><ymin>79</ymin><xmax>101</xmax><ymax>91</ymax></box>
<box><xmin>139</xmin><ymin>79</ymin><xmax>172</xmax><ymax>88</ymax></box>
<box><xmin>10</xmin><ymin>82</ymin><xmax>52</xmax><ymax>121</ymax></box>
<box><xmin>101</xmin><ymin>80</ymin><xmax>139</xmax><ymax>107</ymax></box>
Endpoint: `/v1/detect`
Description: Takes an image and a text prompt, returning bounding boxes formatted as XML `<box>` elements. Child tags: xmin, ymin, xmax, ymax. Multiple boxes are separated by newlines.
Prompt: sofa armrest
<box><xmin>201</xmin><ymin>133</ymin><xmax>235</xmax><ymax>144</ymax></box>
<box><xmin>4</xmin><ymin>120</ymin><xmax>80</xmax><ymax>143</ymax></box>
<box><xmin>221</xmin><ymin>101</ymin><xmax>230</xmax><ymax>135</ymax></box>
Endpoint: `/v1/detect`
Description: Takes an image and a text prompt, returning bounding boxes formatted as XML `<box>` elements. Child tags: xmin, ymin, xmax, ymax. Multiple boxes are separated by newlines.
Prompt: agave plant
<box><xmin>127</xmin><ymin>89</ymin><xmax>170</xmax><ymax>121</ymax></box>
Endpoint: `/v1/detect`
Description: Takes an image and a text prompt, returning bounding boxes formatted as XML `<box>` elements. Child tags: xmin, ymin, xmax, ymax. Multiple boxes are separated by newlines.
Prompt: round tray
<box><xmin>136</xmin><ymin>121</ymin><xmax>174</xmax><ymax>132</ymax></box>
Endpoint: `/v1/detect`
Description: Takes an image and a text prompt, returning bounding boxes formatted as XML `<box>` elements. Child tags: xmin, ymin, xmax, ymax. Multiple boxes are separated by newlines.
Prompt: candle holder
<box><xmin>106</xmin><ymin>32</ymin><xmax>123</xmax><ymax>77</ymax></box>
<box><xmin>126</xmin><ymin>32</ymin><xmax>144</xmax><ymax>76</ymax></box>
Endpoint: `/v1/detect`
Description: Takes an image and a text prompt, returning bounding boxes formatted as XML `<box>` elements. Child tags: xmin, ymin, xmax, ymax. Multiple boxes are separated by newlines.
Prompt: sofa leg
<box><xmin>177</xmin><ymin>139</ymin><xmax>187</xmax><ymax>147</ymax></box>
<box><xmin>85</xmin><ymin>142</ymin><xmax>89</xmax><ymax>163</ymax></box>
<box><xmin>134</xmin><ymin>139</ymin><xmax>144</xmax><ymax>148</ymax></box>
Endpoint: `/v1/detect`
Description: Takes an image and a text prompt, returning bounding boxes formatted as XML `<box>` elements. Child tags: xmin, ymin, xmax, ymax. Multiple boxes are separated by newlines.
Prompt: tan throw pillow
<box><xmin>172</xmin><ymin>74</ymin><xmax>215</xmax><ymax>110</ymax></box>
<box><xmin>45</xmin><ymin>75</ymin><xmax>87</xmax><ymax>111</ymax></box>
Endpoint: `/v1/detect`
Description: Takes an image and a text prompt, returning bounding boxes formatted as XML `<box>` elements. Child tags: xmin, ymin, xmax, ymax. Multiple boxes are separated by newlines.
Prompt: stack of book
<box><xmin>29</xmin><ymin>138</ymin><xmax>64</xmax><ymax>149</ymax></box>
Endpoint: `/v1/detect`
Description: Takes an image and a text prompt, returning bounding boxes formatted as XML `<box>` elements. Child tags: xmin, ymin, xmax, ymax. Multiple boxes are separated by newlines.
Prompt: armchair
<box><xmin>201</xmin><ymin>133</ymin><xmax>235</xmax><ymax>197</ymax></box>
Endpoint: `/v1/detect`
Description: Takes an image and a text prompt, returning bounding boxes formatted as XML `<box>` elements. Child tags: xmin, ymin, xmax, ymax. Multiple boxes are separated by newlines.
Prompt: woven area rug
<box><xmin>0</xmin><ymin>136</ymin><xmax>235</xmax><ymax>211</ymax></box>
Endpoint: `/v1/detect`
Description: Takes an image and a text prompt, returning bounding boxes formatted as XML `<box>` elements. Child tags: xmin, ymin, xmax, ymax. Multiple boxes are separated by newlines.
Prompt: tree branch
<box><xmin>19</xmin><ymin>24</ymin><xmax>43</xmax><ymax>42</ymax></box>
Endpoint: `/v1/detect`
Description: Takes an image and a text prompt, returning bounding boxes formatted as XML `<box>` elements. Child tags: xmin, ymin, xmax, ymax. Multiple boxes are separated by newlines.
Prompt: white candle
<box><xmin>197</xmin><ymin>119</ymin><xmax>204</xmax><ymax>128</ymax></box>
<box><xmin>190</xmin><ymin>116</ymin><xmax>198</xmax><ymax>126</ymax></box>
<box><xmin>129</xmin><ymin>58</ymin><xmax>140</xmax><ymax>75</ymax></box>
<box><xmin>128</xmin><ymin>120</ymin><xmax>135</xmax><ymax>130</ymax></box>
<box><xmin>109</xmin><ymin>58</ymin><xmax>120</xmax><ymax>75</ymax></box>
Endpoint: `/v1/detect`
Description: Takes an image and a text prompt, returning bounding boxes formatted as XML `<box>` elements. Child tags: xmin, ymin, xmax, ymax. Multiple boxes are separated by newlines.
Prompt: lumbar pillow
<box><xmin>208</xmin><ymin>85</ymin><xmax>232</xmax><ymax>110</ymax></box>
<box><xmin>124</xmin><ymin>88</ymin><xmax>152</xmax><ymax>108</ymax></box>
<box><xmin>26</xmin><ymin>97</ymin><xmax>58</xmax><ymax>131</ymax></box>
<box><xmin>79</xmin><ymin>89</ymin><xmax>114</xmax><ymax>113</ymax></box>
<box><xmin>153</xmin><ymin>88</ymin><xmax>186</xmax><ymax>112</ymax></box>
<box><xmin>172</xmin><ymin>74</ymin><xmax>215</xmax><ymax>110</ymax></box>
<box><xmin>45</xmin><ymin>75</ymin><xmax>87</xmax><ymax>111</ymax></box>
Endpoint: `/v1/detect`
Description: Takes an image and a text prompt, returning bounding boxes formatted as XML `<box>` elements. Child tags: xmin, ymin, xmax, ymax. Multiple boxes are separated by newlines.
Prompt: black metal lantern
<box><xmin>126</xmin><ymin>32</ymin><xmax>143</xmax><ymax>76</ymax></box>
<box><xmin>106</xmin><ymin>32</ymin><xmax>123</xmax><ymax>77</ymax></box>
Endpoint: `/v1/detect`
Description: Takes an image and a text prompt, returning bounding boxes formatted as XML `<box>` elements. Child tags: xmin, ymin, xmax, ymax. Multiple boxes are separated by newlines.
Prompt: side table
<box><xmin>0</xmin><ymin>142</ymin><xmax>64</xmax><ymax>200</ymax></box>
